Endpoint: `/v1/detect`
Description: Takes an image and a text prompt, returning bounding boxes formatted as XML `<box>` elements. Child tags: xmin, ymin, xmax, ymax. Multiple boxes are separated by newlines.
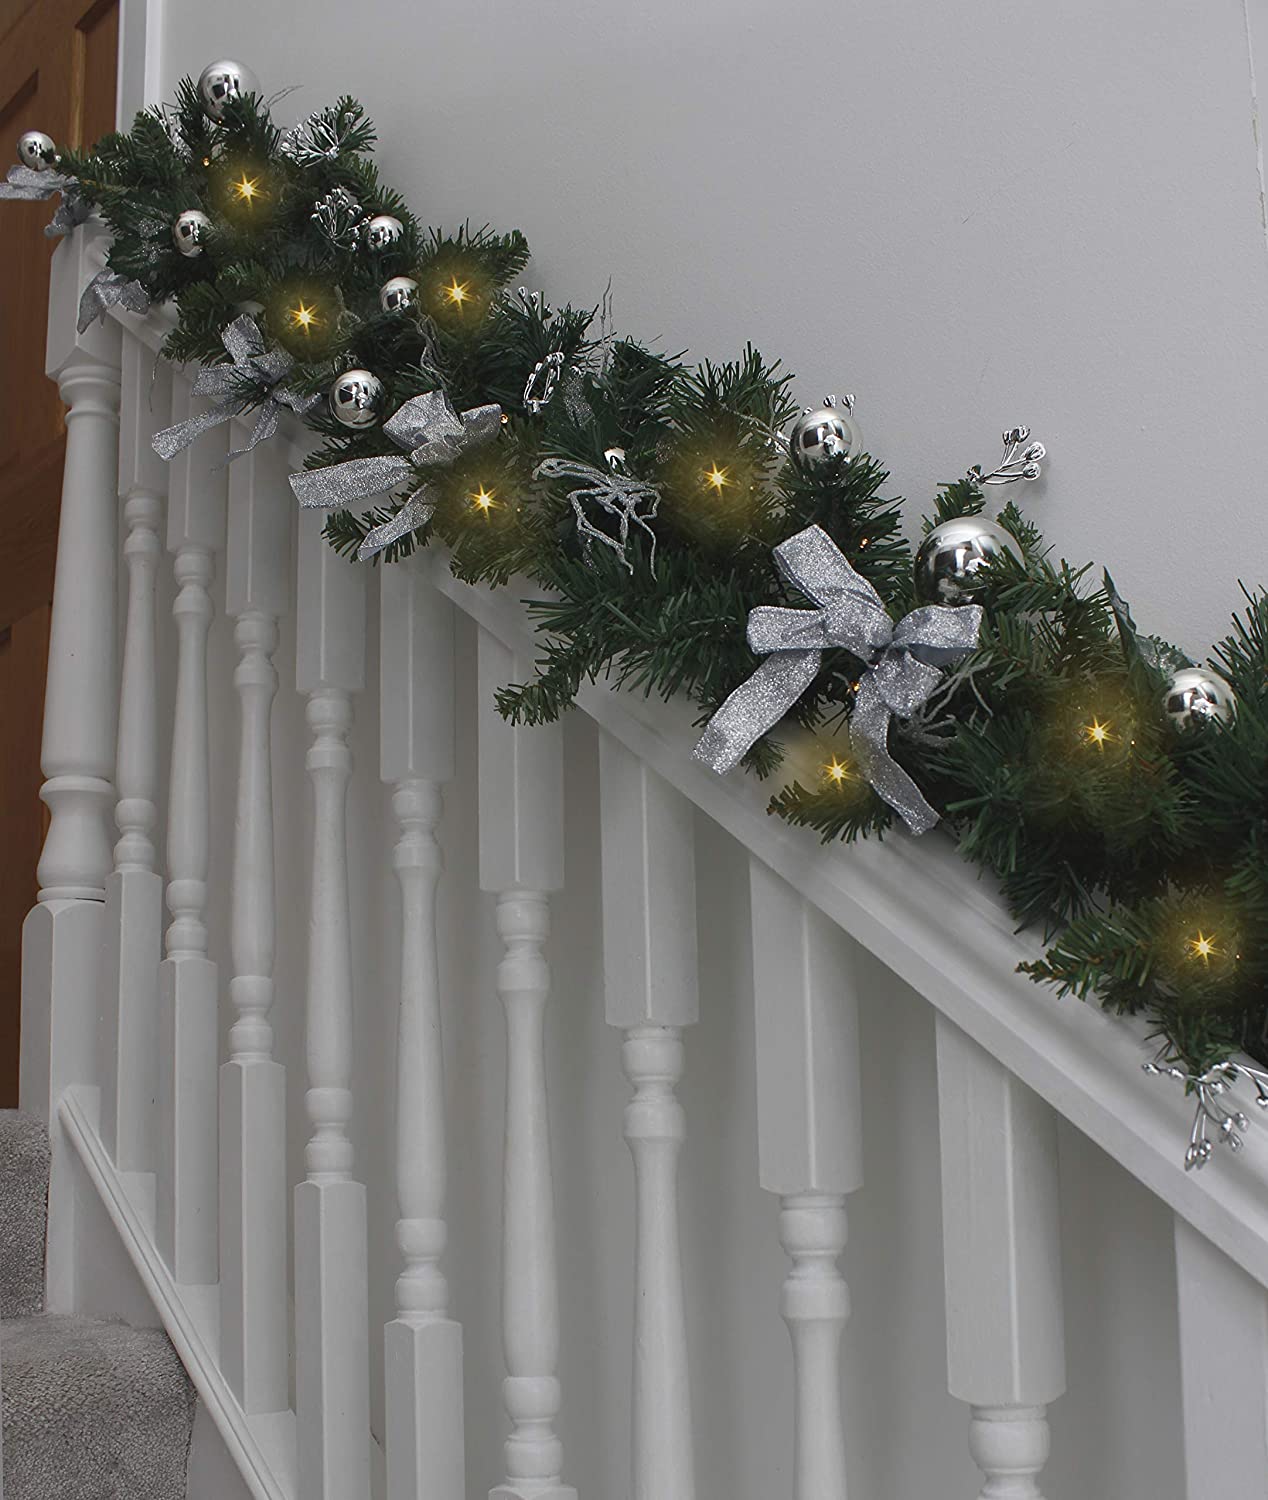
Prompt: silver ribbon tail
<box><xmin>77</xmin><ymin>269</ymin><xmax>151</xmax><ymax>334</ymax></box>
<box><xmin>693</xmin><ymin>524</ymin><xmax>982</xmax><ymax>834</ymax></box>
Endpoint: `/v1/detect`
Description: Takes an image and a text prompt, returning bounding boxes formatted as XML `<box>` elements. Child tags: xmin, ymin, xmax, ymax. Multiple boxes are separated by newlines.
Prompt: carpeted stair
<box><xmin>1</xmin><ymin>1110</ymin><xmax>196</xmax><ymax>1498</ymax></box>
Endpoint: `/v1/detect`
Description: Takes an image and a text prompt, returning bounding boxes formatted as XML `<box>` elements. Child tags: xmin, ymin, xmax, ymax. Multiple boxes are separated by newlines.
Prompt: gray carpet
<box><xmin>2</xmin><ymin>1315</ymin><xmax>196</xmax><ymax>1499</ymax></box>
<box><xmin>0</xmin><ymin>1111</ymin><xmax>197</xmax><ymax>1498</ymax></box>
<box><xmin>0</xmin><ymin>1111</ymin><xmax>50</xmax><ymax>1318</ymax></box>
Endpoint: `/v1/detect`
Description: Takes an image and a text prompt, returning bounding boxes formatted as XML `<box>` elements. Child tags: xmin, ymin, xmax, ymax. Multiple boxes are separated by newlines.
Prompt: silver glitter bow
<box><xmin>290</xmin><ymin>388</ymin><xmax>502</xmax><ymax>559</ymax></box>
<box><xmin>77</xmin><ymin>269</ymin><xmax>152</xmax><ymax>334</ymax></box>
<box><xmin>152</xmin><ymin>315</ymin><xmax>320</xmax><ymax>462</ymax></box>
<box><xmin>1143</xmin><ymin>1060</ymin><xmax>1268</xmax><ymax>1169</ymax></box>
<box><xmin>693</xmin><ymin>524</ymin><xmax>983</xmax><ymax>834</ymax></box>
<box><xmin>534</xmin><ymin>453</ymin><xmax>660</xmax><ymax>573</ymax></box>
<box><xmin>0</xmin><ymin>164</ymin><xmax>90</xmax><ymax>237</ymax></box>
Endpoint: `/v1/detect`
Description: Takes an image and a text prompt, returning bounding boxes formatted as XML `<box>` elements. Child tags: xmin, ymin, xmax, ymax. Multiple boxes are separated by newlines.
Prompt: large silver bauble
<box><xmin>197</xmin><ymin>59</ymin><xmax>258</xmax><ymax>121</ymax></box>
<box><xmin>1163</xmin><ymin>666</ymin><xmax>1238</xmax><ymax>733</ymax></box>
<box><xmin>788</xmin><ymin>396</ymin><xmax>861</xmax><ymax>470</ymax></box>
<box><xmin>915</xmin><ymin>515</ymin><xmax>1021</xmax><ymax>604</ymax></box>
<box><xmin>364</xmin><ymin>214</ymin><xmax>405</xmax><ymax>252</ymax></box>
<box><xmin>172</xmin><ymin>208</ymin><xmax>212</xmax><ymax>257</ymax></box>
<box><xmin>329</xmin><ymin>369</ymin><xmax>384</xmax><ymax>429</ymax></box>
<box><xmin>17</xmin><ymin>130</ymin><xmax>58</xmax><ymax>172</ymax></box>
<box><xmin>379</xmin><ymin>276</ymin><xmax>419</xmax><ymax>314</ymax></box>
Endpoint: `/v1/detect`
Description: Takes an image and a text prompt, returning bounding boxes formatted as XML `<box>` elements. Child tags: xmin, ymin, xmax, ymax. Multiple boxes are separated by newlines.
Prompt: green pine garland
<box><xmin>21</xmin><ymin>78</ymin><xmax>1268</xmax><ymax>1086</ymax></box>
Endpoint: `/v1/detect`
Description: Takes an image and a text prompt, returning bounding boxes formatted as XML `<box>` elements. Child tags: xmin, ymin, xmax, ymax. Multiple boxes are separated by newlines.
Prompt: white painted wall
<box><xmin>136</xmin><ymin>0</ymin><xmax>1246</xmax><ymax>1491</ymax></box>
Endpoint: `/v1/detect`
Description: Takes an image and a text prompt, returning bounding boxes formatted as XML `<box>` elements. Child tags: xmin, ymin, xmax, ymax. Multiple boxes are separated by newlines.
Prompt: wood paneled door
<box><xmin>0</xmin><ymin>0</ymin><xmax>119</xmax><ymax>1104</ymax></box>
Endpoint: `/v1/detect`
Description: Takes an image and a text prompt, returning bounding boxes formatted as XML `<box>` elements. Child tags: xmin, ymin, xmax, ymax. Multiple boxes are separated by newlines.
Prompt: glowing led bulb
<box><xmin>234</xmin><ymin>174</ymin><xmax>260</xmax><ymax>203</ymax></box>
<box><xmin>1082</xmin><ymin>718</ymin><xmax>1112</xmax><ymax>750</ymax></box>
<box><xmin>1188</xmin><ymin>931</ymin><xmax>1219</xmax><ymax>963</ymax></box>
<box><xmin>471</xmin><ymin>486</ymin><xmax>496</xmax><ymax>514</ymax></box>
<box><xmin>289</xmin><ymin>301</ymin><xmax>320</xmax><ymax>332</ymax></box>
<box><xmin>824</xmin><ymin>758</ymin><xmax>850</xmax><ymax>785</ymax></box>
<box><xmin>704</xmin><ymin>464</ymin><xmax>730</xmax><ymax>493</ymax></box>
<box><xmin>445</xmin><ymin>278</ymin><xmax>470</xmax><ymax>308</ymax></box>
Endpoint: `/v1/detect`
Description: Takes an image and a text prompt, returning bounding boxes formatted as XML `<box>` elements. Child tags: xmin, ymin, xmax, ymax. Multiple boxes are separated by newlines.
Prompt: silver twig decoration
<box><xmin>281</xmin><ymin>106</ymin><xmax>358</xmax><ymax>166</ymax></box>
<box><xmin>310</xmin><ymin>186</ymin><xmax>369</xmax><ymax>250</ymax></box>
<box><xmin>693</xmin><ymin>525</ymin><xmax>982</xmax><ymax>833</ymax></box>
<box><xmin>152</xmin><ymin>314</ymin><xmax>319</xmax><ymax>462</ymax></box>
<box><xmin>535</xmin><ymin>451</ymin><xmax>661</xmax><ymax>573</ymax></box>
<box><xmin>290</xmin><ymin>389</ymin><xmax>502</xmax><ymax>559</ymax></box>
<box><xmin>1143</xmin><ymin>1060</ymin><xmax>1268</xmax><ymax>1169</ymax></box>
<box><xmin>523</xmin><ymin>351</ymin><xmax>565</xmax><ymax>414</ymax></box>
<box><xmin>968</xmin><ymin>425</ymin><xmax>1046</xmax><ymax>486</ymax></box>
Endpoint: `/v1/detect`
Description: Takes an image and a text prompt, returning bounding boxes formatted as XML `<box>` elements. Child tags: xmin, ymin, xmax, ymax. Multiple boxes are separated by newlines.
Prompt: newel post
<box><xmin>935</xmin><ymin>1015</ymin><xmax>1066</xmax><ymax>1499</ymax></box>
<box><xmin>599</xmin><ymin>732</ymin><xmax>699</xmax><ymax>1500</ymax></box>
<box><xmin>294</xmin><ymin>506</ymin><xmax>371</xmax><ymax>1500</ymax></box>
<box><xmin>380</xmin><ymin>554</ymin><xmax>464</xmax><ymax>1500</ymax></box>
<box><xmin>20</xmin><ymin>227</ymin><xmax>121</xmax><ymax>1308</ymax></box>
<box><xmin>749</xmin><ymin>860</ymin><xmax>863</xmax><ymax>1500</ymax></box>
<box><xmin>477</xmin><ymin>628</ymin><xmax>576</xmax><ymax>1500</ymax></box>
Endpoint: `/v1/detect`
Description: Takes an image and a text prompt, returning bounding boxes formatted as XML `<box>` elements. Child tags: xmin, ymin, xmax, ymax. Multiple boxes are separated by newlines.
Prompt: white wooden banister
<box><xmin>156</xmin><ymin>377</ymin><xmax>226</xmax><ymax>1287</ymax></box>
<box><xmin>219</xmin><ymin>436</ymin><xmax>291</xmax><ymax>1416</ymax></box>
<box><xmin>100</xmin><ymin>337</ymin><xmax>168</xmax><ymax>1172</ymax></box>
<box><xmin>477</xmin><ymin>628</ymin><xmax>575</xmax><ymax>1500</ymax></box>
<box><xmin>935</xmin><ymin>1014</ymin><xmax>1066</xmax><ymax>1499</ymax></box>
<box><xmin>380</xmin><ymin>555</ymin><xmax>464</xmax><ymax>1500</ymax></box>
<box><xmin>749</xmin><ymin>859</ymin><xmax>863</xmax><ymax>1500</ymax></box>
<box><xmin>598</xmin><ymin>732</ymin><xmax>698</xmax><ymax>1500</ymax></box>
<box><xmin>1175</xmin><ymin>1216</ymin><xmax>1268</xmax><ymax>1497</ymax></box>
<box><xmin>294</xmin><ymin>505</ymin><xmax>371</xmax><ymax>1500</ymax></box>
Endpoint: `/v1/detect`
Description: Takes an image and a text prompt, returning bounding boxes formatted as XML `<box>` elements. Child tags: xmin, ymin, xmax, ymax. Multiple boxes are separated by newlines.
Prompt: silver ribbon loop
<box><xmin>288</xmin><ymin>389</ymin><xmax>502</xmax><ymax>560</ymax></box>
<box><xmin>693</xmin><ymin>523</ymin><xmax>982</xmax><ymax>834</ymax></box>
<box><xmin>0</xmin><ymin>165</ymin><xmax>93</xmax><ymax>238</ymax></box>
<box><xmin>77</xmin><ymin>269</ymin><xmax>151</xmax><ymax>334</ymax></box>
<box><xmin>152</xmin><ymin>315</ymin><xmax>319</xmax><ymax>462</ymax></box>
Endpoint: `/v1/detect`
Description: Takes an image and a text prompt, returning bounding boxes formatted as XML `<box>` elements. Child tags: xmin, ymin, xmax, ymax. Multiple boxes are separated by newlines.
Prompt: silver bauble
<box><xmin>172</xmin><ymin>208</ymin><xmax>213</xmax><ymax>257</ymax></box>
<box><xmin>364</xmin><ymin>214</ymin><xmax>405</xmax><ymax>252</ymax></box>
<box><xmin>788</xmin><ymin>395</ymin><xmax>861</xmax><ymax>470</ymax></box>
<box><xmin>1163</xmin><ymin>666</ymin><xmax>1238</xmax><ymax>733</ymax></box>
<box><xmin>329</xmin><ymin>369</ymin><xmax>384</xmax><ymax>429</ymax></box>
<box><xmin>17</xmin><ymin>130</ymin><xmax>58</xmax><ymax>172</ymax></box>
<box><xmin>379</xmin><ymin>276</ymin><xmax>419</xmax><ymax>314</ymax></box>
<box><xmin>915</xmin><ymin>515</ymin><xmax>1021</xmax><ymax>604</ymax></box>
<box><xmin>197</xmin><ymin>59</ymin><xmax>258</xmax><ymax>121</ymax></box>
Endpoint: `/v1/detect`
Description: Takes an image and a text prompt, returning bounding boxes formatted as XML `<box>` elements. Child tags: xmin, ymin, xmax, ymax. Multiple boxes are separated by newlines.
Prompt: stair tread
<box><xmin>0</xmin><ymin>1111</ymin><xmax>50</xmax><ymax>1318</ymax></box>
<box><xmin>1</xmin><ymin>1313</ymin><xmax>196</xmax><ymax>1500</ymax></box>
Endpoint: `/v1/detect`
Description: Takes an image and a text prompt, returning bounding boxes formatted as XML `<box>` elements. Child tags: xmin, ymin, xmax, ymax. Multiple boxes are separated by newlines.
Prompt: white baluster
<box><xmin>935</xmin><ymin>1015</ymin><xmax>1066</xmax><ymax>1499</ymax></box>
<box><xmin>294</xmin><ymin>508</ymin><xmax>370</xmax><ymax>1500</ymax></box>
<box><xmin>155</xmin><ymin>378</ymin><xmax>227</xmax><ymax>1286</ymax></box>
<box><xmin>598</xmin><ymin>732</ymin><xmax>698</xmax><ymax>1500</ymax></box>
<box><xmin>100</xmin><ymin>339</ymin><xmax>169</xmax><ymax>1171</ymax></box>
<box><xmin>477</xmin><ymin>629</ymin><xmax>575</xmax><ymax>1500</ymax></box>
<box><xmin>20</xmin><ymin>227</ymin><xmax>121</xmax><ymax>1309</ymax></box>
<box><xmin>381</xmin><ymin>557</ymin><xmax>464</xmax><ymax>1500</ymax></box>
<box><xmin>1175</xmin><ymin>1216</ymin><xmax>1268</xmax><ymax>1498</ymax></box>
<box><xmin>749</xmin><ymin>860</ymin><xmax>862</xmax><ymax>1500</ymax></box>
<box><xmin>219</xmin><ymin>437</ymin><xmax>291</xmax><ymax>1414</ymax></box>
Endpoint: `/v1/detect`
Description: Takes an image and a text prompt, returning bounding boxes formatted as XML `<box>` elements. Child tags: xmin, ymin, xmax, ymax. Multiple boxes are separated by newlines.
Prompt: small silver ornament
<box><xmin>379</xmin><ymin>276</ymin><xmax>419</xmax><ymax>314</ymax></box>
<box><xmin>915</xmin><ymin>515</ymin><xmax>1021</xmax><ymax>604</ymax></box>
<box><xmin>172</xmin><ymin>208</ymin><xmax>212</xmax><ymax>257</ymax></box>
<box><xmin>17</xmin><ymin>130</ymin><xmax>58</xmax><ymax>172</ymax></box>
<box><xmin>197</xmin><ymin>59</ymin><xmax>258</xmax><ymax>121</ymax></box>
<box><xmin>329</xmin><ymin>369</ymin><xmax>383</xmax><ymax>429</ymax></box>
<box><xmin>788</xmin><ymin>394</ymin><xmax>861</xmax><ymax>470</ymax></box>
<box><xmin>1163</xmin><ymin>666</ymin><xmax>1237</xmax><ymax>732</ymax></box>
<box><xmin>364</xmin><ymin>214</ymin><xmax>405</xmax><ymax>252</ymax></box>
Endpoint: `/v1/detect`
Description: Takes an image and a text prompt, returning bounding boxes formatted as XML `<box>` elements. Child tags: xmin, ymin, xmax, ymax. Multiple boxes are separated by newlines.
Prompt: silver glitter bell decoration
<box><xmin>379</xmin><ymin>276</ymin><xmax>419</xmax><ymax>314</ymax></box>
<box><xmin>172</xmin><ymin>208</ymin><xmax>212</xmax><ymax>257</ymax></box>
<box><xmin>915</xmin><ymin>515</ymin><xmax>1021</xmax><ymax>604</ymax></box>
<box><xmin>197</xmin><ymin>59</ymin><xmax>258</xmax><ymax>121</ymax></box>
<box><xmin>1163</xmin><ymin>666</ymin><xmax>1237</xmax><ymax>732</ymax></box>
<box><xmin>329</xmin><ymin>369</ymin><xmax>384</xmax><ymax>429</ymax></box>
<box><xmin>788</xmin><ymin>394</ymin><xmax>861</xmax><ymax>470</ymax></box>
<box><xmin>364</xmin><ymin>214</ymin><xmax>405</xmax><ymax>252</ymax></box>
<box><xmin>17</xmin><ymin>130</ymin><xmax>58</xmax><ymax>172</ymax></box>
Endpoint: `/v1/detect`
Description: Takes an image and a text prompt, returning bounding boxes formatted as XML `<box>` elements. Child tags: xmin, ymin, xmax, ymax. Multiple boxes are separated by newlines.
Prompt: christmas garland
<box><xmin>8</xmin><ymin>63</ymin><xmax>1268</xmax><ymax>1167</ymax></box>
